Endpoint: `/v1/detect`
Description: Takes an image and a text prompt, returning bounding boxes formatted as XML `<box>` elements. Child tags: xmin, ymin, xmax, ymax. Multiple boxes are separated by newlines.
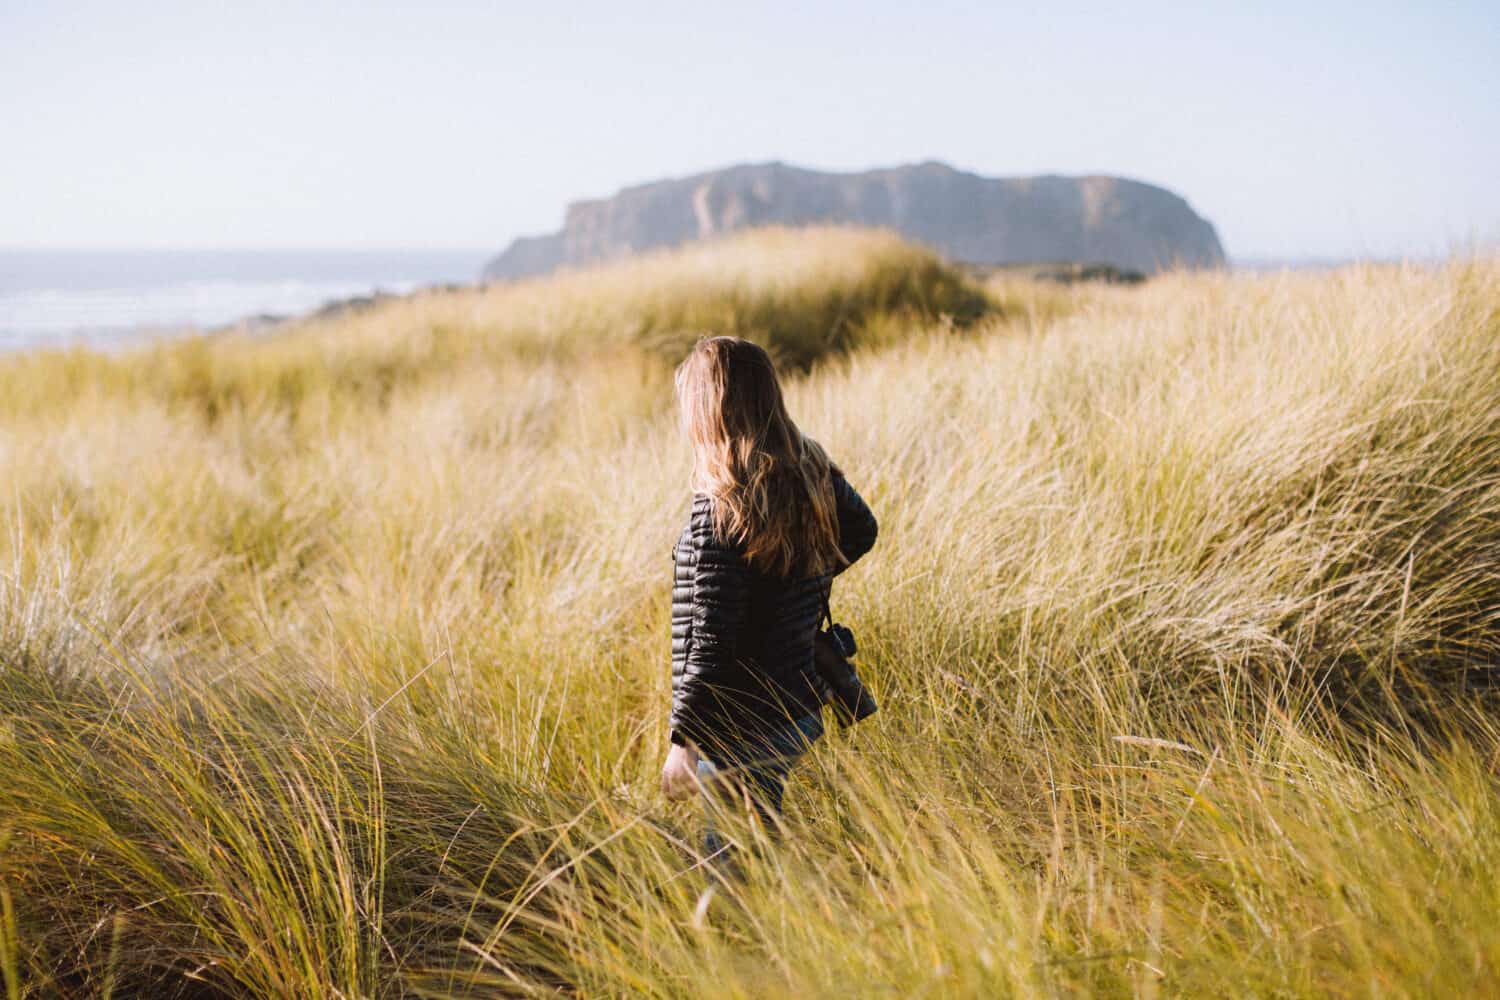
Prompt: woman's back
<box><xmin>669</xmin><ymin>467</ymin><xmax>878</xmax><ymax>756</ymax></box>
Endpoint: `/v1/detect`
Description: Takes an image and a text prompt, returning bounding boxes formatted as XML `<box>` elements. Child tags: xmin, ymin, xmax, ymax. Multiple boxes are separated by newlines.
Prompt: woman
<box><xmin>660</xmin><ymin>335</ymin><xmax>878</xmax><ymax>871</ymax></box>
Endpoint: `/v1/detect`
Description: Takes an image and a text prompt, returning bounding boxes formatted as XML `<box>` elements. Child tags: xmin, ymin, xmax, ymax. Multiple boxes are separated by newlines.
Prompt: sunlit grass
<box><xmin>0</xmin><ymin>226</ymin><xmax>988</xmax><ymax>426</ymax></box>
<box><xmin>1</xmin><ymin>235</ymin><xmax>1498</xmax><ymax>996</ymax></box>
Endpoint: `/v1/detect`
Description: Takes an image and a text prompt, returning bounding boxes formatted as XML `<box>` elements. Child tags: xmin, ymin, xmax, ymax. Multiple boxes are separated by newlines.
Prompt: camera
<box><xmin>814</xmin><ymin>622</ymin><xmax>878</xmax><ymax>727</ymax></box>
<box><xmin>828</xmin><ymin>622</ymin><xmax>856</xmax><ymax>658</ymax></box>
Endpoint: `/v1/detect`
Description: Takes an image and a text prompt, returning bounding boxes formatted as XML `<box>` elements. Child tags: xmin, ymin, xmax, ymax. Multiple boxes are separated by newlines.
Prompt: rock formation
<box><xmin>483</xmin><ymin>160</ymin><xmax>1225</xmax><ymax>280</ymax></box>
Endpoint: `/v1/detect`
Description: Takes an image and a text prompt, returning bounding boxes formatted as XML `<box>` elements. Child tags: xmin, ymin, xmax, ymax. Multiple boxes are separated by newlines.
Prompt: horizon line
<box><xmin>0</xmin><ymin>245</ymin><xmax>497</xmax><ymax>255</ymax></box>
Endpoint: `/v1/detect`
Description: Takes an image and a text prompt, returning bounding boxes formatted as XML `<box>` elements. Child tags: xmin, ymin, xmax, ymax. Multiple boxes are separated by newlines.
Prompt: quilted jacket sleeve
<box><xmin>670</xmin><ymin>518</ymin><xmax>750</xmax><ymax>747</ymax></box>
<box><xmin>832</xmin><ymin>471</ymin><xmax>878</xmax><ymax>575</ymax></box>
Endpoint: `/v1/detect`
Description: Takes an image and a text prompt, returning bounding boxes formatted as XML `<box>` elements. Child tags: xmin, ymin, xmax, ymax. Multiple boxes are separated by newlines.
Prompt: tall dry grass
<box><xmin>0</xmin><ymin>226</ymin><xmax>986</xmax><ymax>427</ymax></box>
<box><xmin>1</xmin><ymin>231</ymin><xmax>1498</xmax><ymax>997</ymax></box>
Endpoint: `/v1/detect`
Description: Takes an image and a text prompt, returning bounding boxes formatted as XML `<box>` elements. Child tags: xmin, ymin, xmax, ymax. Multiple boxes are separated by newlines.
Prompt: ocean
<box><xmin>0</xmin><ymin>250</ymin><xmax>490</xmax><ymax>353</ymax></box>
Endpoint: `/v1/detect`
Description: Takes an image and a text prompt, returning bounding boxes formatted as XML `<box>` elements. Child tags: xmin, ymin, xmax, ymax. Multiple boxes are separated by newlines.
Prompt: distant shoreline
<box><xmin>0</xmin><ymin>249</ymin><xmax>488</xmax><ymax>355</ymax></box>
<box><xmin>0</xmin><ymin>249</ymin><xmax>1458</xmax><ymax>357</ymax></box>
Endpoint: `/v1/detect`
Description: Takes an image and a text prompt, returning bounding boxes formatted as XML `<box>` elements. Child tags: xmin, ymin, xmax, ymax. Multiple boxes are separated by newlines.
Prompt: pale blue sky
<box><xmin>2</xmin><ymin>0</ymin><xmax>1495</xmax><ymax>259</ymax></box>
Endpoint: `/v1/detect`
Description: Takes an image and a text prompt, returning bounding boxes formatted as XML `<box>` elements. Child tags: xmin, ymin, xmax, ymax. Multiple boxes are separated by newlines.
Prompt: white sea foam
<box><xmin>0</xmin><ymin>250</ymin><xmax>487</xmax><ymax>353</ymax></box>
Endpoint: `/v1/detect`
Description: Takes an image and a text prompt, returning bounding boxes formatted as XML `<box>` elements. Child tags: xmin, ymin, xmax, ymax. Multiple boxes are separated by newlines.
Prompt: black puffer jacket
<box><xmin>669</xmin><ymin>468</ymin><xmax>878</xmax><ymax>752</ymax></box>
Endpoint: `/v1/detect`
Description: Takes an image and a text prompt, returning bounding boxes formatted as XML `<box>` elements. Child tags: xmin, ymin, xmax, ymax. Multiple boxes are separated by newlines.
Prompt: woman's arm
<box><xmin>670</xmin><ymin>518</ymin><xmax>750</xmax><ymax>749</ymax></box>
<box><xmin>832</xmin><ymin>471</ymin><xmax>878</xmax><ymax>574</ymax></box>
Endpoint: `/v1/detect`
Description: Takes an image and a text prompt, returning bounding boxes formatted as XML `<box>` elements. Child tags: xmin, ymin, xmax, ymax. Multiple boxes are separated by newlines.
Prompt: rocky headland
<box><xmin>484</xmin><ymin>160</ymin><xmax>1225</xmax><ymax>280</ymax></box>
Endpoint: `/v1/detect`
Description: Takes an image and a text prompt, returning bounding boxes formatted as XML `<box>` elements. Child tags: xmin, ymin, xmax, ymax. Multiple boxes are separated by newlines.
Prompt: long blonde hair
<box><xmin>674</xmin><ymin>336</ymin><xmax>845</xmax><ymax>579</ymax></box>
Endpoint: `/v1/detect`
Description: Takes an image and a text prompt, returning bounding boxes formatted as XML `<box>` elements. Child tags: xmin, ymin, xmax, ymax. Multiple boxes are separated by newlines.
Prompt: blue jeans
<box><xmin>695</xmin><ymin>712</ymin><xmax>825</xmax><ymax>872</ymax></box>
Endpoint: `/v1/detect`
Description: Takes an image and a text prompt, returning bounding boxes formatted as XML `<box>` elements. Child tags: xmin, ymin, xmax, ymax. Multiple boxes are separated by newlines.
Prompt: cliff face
<box><xmin>483</xmin><ymin>161</ymin><xmax>1225</xmax><ymax>280</ymax></box>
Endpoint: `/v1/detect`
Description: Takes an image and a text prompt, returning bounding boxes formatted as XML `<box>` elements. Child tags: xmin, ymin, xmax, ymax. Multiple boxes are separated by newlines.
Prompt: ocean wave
<box><xmin>0</xmin><ymin>279</ymin><xmax>421</xmax><ymax>351</ymax></box>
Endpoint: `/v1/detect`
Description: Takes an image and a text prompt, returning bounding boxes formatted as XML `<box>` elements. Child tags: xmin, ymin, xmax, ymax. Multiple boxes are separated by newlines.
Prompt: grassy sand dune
<box><xmin>0</xmin><ymin>227</ymin><xmax>987</xmax><ymax>425</ymax></box>
<box><xmin>2</xmin><ymin>232</ymin><xmax>1499</xmax><ymax>996</ymax></box>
